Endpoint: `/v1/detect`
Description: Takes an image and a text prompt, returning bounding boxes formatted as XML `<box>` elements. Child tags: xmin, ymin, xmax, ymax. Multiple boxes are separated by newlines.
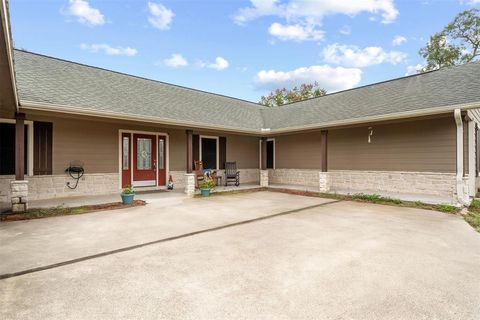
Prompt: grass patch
<box><xmin>1</xmin><ymin>200</ymin><xmax>146</xmax><ymax>222</ymax></box>
<box><xmin>325</xmin><ymin>192</ymin><xmax>459</xmax><ymax>213</ymax></box>
<box><xmin>468</xmin><ymin>199</ymin><xmax>480</xmax><ymax>212</ymax></box>
<box><xmin>464</xmin><ymin>211</ymin><xmax>480</xmax><ymax>232</ymax></box>
<box><xmin>22</xmin><ymin>206</ymin><xmax>89</xmax><ymax>219</ymax></box>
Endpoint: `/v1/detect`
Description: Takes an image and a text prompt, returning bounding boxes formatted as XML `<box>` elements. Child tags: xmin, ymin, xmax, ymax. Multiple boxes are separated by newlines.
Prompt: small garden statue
<box><xmin>167</xmin><ymin>175</ymin><xmax>174</xmax><ymax>190</ymax></box>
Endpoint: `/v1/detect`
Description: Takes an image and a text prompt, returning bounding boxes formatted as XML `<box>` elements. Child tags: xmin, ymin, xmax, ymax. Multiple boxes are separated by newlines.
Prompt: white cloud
<box><xmin>197</xmin><ymin>57</ymin><xmax>230</xmax><ymax>70</ymax></box>
<box><xmin>323</xmin><ymin>43</ymin><xmax>407</xmax><ymax>67</ymax></box>
<box><xmin>164</xmin><ymin>53</ymin><xmax>188</xmax><ymax>68</ymax></box>
<box><xmin>66</xmin><ymin>0</ymin><xmax>105</xmax><ymax>26</ymax></box>
<box><xmin>208</xmin><ymin>57</ymin><xmax>230</xmax><ymax>70</ymax></box>
<box><xmin>405</xmin><ymin>64</ymin><xmax>423</xmax><ymax>76</ymax></box>
<box><xmin>254</xmin><ymin>65</ymin><xmax>362</xmax><ymax>93</ymax></box>
<box><xmin>234</xmin><ymin>0</ymin><xmax>399</xmax><ymax>26</ymax></box>
<box><xmin>80</xmin><ymin>43</ymin><xmax>137</xmax><ymax>56</ymax></box>
<box><xmin>268</xmin><ymin>22</ymin><xmax>324</xmax><ymax>41</ymax></box>
<box><xmin>339</xmin><ymin>25</ymin><xmax>351</xmax><ymax>35</ymax></box>
<box><xmin>392</xmin><ymin>35</ymin><xmax>407</xmax><ymax>46</ymax></box>
<box><xmin>147</xmin><ymin>2</ymin><xmax>174</xmax><ymax>30</ymax></box>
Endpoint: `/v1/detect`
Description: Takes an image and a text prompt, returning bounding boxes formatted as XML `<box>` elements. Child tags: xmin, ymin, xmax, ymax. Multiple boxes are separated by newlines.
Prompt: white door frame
<box><xmin>259</xmin><ymin>138</ymin><xmax>275</xmax><ymax>169</ymax></box>
<box><xmin>118</xmin><ymin>129</ymin><xmax>169</xmax><ymax>189</ymax></box>
<box><xmin>199</xmin><ymin>135</ymin><xmax>219</xmax><ymax>170</ymax></box>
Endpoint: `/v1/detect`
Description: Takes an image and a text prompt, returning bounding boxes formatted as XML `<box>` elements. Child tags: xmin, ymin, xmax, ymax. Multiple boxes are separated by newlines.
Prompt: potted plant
<box><xmin>199</xmin><ymin>177</ymin><xmax>215</xmax><ymax>197</ymax></box>
<box><xmin>121</xmin><ymin>185</ymin><xmax>135</xmax><ymax>204</ymax></box>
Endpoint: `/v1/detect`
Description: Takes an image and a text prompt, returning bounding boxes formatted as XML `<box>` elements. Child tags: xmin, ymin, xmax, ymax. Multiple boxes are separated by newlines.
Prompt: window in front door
<box><xmin>137</xmin><ymin>138</ymin><xmax>152</xmax><ymax>170</ymax></box>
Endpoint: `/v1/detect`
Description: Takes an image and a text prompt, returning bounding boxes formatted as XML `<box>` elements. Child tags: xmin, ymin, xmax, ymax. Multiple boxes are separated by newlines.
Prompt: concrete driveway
<box><xmin>1</xmin><ymin>191</ymin><xmax>479</xmax><ymax>319</ymax></box>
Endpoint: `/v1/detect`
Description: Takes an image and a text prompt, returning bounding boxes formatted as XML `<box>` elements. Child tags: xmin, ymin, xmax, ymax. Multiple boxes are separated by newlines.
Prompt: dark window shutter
<box><xmin>219</xmin><ymin>137</ymin><xmax>226</xmax><ymax>169</ymax></box>
<box><xmin>34</xmin><ymin>122</ymin><xmax>52</xmax><ymax>175</ymax></box>
<box><xmin>192</xmin><ymin>134</ymin><xmax>199</xmax><ymax>169</ymax></box>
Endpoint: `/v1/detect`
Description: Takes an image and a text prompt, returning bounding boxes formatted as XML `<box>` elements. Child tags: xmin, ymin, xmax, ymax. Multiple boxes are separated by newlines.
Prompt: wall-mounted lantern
<box><xmin>368</xmin><ymin>127</ymin><xmax>373</xmax><ymax>144</ymax></box>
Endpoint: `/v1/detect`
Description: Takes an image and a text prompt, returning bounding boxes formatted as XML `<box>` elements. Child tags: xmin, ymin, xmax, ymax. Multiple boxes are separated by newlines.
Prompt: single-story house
<box><xmin>1</xmin><ymin>2</ymin><xmax>480</xmax><ymax>212</ymax></box>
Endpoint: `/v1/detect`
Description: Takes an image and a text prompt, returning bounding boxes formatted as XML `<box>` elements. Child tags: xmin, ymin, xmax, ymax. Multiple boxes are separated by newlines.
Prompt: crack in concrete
<box><xmin>0</xmin><ymin>199</ymin><xmax>340</xmax><ymax>280</ymax></box>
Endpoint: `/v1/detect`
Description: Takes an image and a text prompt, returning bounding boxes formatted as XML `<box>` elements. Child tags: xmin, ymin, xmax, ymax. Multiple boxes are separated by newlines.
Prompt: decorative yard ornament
<box><xmin>167</xmin><ymin>175</ymin><xmax>174</xmax><ymax>190</ymax></box>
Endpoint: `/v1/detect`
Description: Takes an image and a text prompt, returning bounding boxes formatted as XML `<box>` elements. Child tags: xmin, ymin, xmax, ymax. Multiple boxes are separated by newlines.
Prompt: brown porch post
<box><xmin>15</xmin><ymin>113</ymin><xmax>26</xmax><ymax>180</ymax></box>
<box><xmin>261</xmin><ymin>137</ymin><xmax>267</xmax><ymax>170</ymax></box>
<box><xmin>186</xmin><ymin>130</ymin><xmax>193</xmax><ymax>173</ymax></box>
<box><xmin>320</xmin><ymin>130</ymin><xmax>328</xmax><ymax>172</ymax></box>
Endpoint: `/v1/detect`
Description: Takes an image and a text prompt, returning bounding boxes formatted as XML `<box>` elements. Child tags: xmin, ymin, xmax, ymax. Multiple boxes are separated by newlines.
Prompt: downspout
<box><xmin>454</xmin><ymin>109</ymin><xmax>466</xmax><ymax>204</ymax></box>
<box><xmin>468</xmin><ymin>114</ymin><xmax>476</xmax><ymax>198</ymax></box>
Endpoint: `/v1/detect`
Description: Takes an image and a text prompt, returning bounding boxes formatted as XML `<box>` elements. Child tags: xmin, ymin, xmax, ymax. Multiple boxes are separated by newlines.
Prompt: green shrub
<box><xmin>199</xmin><ymin>178</ymin><xmax>216</xmax><ymax>189</ymax></box>
<box><xmin>469</xmin><ymin>199</ymin><xmax>480</xmax><ymax>211</ymax></box>
<box><xmin>122</xmin><ymin>185</ymin><xmax>134</xmax><ymax>194</ymax></box>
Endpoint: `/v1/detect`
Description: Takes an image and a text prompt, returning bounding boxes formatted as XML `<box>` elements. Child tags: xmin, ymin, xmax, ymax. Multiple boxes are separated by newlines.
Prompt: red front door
<box><xmin>158</xmin><ymin>136</ymin><xmax>167</xmax><ymax>186</ymax></box>
<box><xmin>133</xmin><ymin>134</ymin><xmax>157</xmax><ymax>187</ymax></box>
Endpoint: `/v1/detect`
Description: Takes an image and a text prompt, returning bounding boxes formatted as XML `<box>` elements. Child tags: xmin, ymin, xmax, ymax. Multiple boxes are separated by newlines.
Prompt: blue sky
<box><xmin>9</xmin><ymin>0</ymin><xmax>480</xmax><ymax>102</ymax></box>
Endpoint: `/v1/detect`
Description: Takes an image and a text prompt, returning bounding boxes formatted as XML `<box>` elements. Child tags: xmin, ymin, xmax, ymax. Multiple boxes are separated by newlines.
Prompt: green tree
<box><xmin>419</xmin><ymin>9</ymin><xmax>480</xmax><ymax>72</ymax></box>
<box><xmin>259</xmin><ymin>82</ymin><xmax>327</xmax><ymax>107</ymax></box>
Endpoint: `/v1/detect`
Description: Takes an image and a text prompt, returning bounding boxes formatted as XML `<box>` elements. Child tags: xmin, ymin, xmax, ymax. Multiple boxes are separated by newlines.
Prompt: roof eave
<box><xmin>20</xmin><ymin>100</ymin><xmax>480</xmax><ymax>136</ymax></box>
<box><xmin>1</xmin><ymin>0</ymin><xmax>19</xmax><ymax>111</ymax></box>
<box><xmin>19</xmin><ymin>100</ymin><xmax>263</xmax><ymax>135</ymax></box>
<box><xmin>265</xmin><ymin>101</ymin><xmax>480</xmax><ymax>134</ymax></box>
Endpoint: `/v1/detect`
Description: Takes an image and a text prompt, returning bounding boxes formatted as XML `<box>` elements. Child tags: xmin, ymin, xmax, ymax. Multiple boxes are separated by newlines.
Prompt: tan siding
<box><xmin>226</xmin><ymin>134</ymin><xmax>259</xmax><ymax>168</ymax></box>
<box><xmin>275</xmin><ymin>131</ymin><xmax>323</xmax><ymax>169</ymax></box>
<box><xmin>328</xmin><ymin>117</ymin><xmax>456</xmax><ymax>172</ymax></box>
<box><xmin>52</xmin><ymin>118</ymin><xmax>118</xmax><ymax>174</ymax></box>
<box><xmin>25</xmin><ymin>114</ymin><xmax>259</xmax><ymax>174</ymax></box>
<box><xmin>168</xmin><ymin>130</ymin><xmax>186</xmax><ymax>171</ymax></box>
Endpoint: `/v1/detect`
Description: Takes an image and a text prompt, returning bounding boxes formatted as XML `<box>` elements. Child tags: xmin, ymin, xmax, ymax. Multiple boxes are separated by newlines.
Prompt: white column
<box><xmin>319</xmin><ymin>172</ymin><xmax>330</xmax><ymax>192</ymax></box>
<box><xmin>11</xmin><ymin>180</ymin><xmax>28</xmax><ymax>212</ymax></box>
<box><xmin>454</xmin><ymin>109</ymin><xmax>468</xmax><ymax>204</ymax></box>
<box><xmin>468</xmin><ymin>118</ymin><xmax>476</xmax><ymax>197</ymax></box>
<box><xmin>184</xmin><ymin>173</ymin><xmax>195</xmax><ymax>197</ymax></box>
<box><xmin>260</xmin><ymin>170</ymin><xmax>269</xmax><ymax>187</ymax></box>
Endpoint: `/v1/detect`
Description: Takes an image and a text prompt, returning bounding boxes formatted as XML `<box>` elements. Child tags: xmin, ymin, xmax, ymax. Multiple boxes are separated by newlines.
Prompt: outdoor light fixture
<box><xmin>368</xmin><ymin>127</ymin><xmax>373</xmax><ymax>143</ymax></box>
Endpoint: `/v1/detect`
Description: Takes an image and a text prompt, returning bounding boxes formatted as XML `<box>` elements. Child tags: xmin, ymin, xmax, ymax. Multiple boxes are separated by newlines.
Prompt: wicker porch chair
<box><xmin>194</xmin><ymin>160</ymin><xmax>204</xmax><ymax>188</ymax></box>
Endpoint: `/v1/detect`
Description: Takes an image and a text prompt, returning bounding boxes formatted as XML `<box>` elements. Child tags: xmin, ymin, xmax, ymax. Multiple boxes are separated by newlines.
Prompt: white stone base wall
<box><xmin>268</xmin><ymin>169</ymin><xmax>320</xmax><ymax>187</ymax></box>
<box><xmin>169</xmin><ymin>171</ymin><xmax>187</xmax><ymax>188</ymax></box>
<box><xmin>0</xmin><ymin>173</ymin><xmax>120</xmax><ymax>203</ymax></box>
<box><xmin>329</xmin><ymin>170</ymin><xmax>456</xmax><ymax>202</ymax></box>
<box><xmin>171</xmin><ymin>169</ymin><xmax>260</xmax><ymax>188</ymax></box>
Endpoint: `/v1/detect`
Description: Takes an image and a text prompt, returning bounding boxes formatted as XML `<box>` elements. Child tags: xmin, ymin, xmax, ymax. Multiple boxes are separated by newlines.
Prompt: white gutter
<box><xmin>1</xmin><ymin>0</ymin><xmax>19</xmax><ymax>111</ymax></box>
<box><xmin>454</xmin><ymin>109</ymin><xmax>466</xmax><ymax>204</ymax></box>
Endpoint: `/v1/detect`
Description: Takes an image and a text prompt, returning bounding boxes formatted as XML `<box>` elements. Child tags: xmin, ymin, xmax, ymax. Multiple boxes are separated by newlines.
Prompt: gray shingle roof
<box><xmin>14</xmin><ymin>50</ymin><xmax>266</xmax><ymax>130</ymax></box>
<box><xmin>261</xmin><ymin>61</ymin><xmax>480</xmax><ymax>130</ymax></box>
<box><xmin>14</xmin><ymin>49</ymin><xmax>480</xmax><ymax>133</ymax></box>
